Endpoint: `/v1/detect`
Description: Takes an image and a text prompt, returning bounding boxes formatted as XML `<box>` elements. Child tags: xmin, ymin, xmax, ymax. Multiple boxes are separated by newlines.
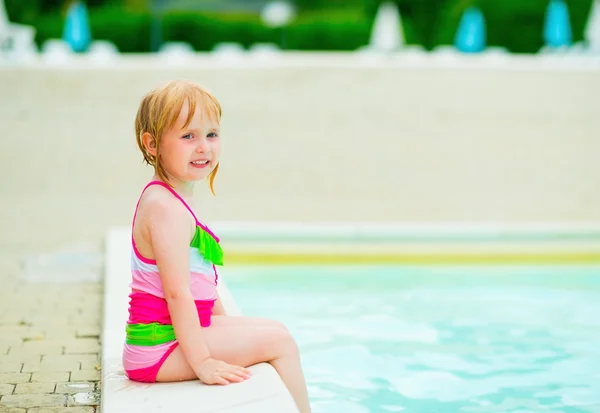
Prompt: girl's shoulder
<box><xmin>137</xmin><ymin>186</ymin><xmax>192</xmax><ymax>224</ymax></box>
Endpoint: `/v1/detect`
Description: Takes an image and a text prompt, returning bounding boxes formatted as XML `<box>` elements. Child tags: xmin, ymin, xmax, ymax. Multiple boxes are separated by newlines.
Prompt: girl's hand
<box><xmin>196</xmin><ymin>357</ymin><xmax>252</xmax><ymax>385</ymax></box>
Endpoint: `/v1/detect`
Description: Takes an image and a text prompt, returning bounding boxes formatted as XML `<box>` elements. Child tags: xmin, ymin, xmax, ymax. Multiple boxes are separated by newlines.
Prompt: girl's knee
<box><xmin>270</xmin><ymin>319</ymin><xmax>290</xmax><ymax>333</ymax></box>
<box><xmin>271</xmin><ymin>327</ymin><xmax>299</xmax><ymax>355</ymax></box>
<box><xmin>261</xmin><ymin>326</ymin><xmax>298</xmax><ymax>360</ymax></box>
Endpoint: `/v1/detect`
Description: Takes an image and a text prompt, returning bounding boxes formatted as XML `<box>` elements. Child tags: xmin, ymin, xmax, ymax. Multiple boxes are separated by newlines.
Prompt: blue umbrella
<box><xmin>454</xmin><ymin>6</ymin><xmax>486</xmax><ymax>53</ymax></box>
<box><xmin>544</xmin><ymin>0</ymin><xmax>572</xmax><ymax>48</ymax></box>
<box><xmin>63</xmin><ymin>1</ymin><xmax>92</xmax><ymax>53</ymax></box>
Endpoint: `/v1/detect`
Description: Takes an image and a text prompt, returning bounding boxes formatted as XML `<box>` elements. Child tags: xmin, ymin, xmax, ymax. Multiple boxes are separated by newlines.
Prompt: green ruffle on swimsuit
<box><xmin>191</xmin><ymin>225</ymin><xmax>223</xmax><ymax>266</ymax></box>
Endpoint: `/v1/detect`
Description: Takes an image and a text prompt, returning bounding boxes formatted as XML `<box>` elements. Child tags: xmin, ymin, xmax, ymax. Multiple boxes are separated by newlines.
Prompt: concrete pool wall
<box><xmin>1</xmin><ymin>53</ymin><xmax>599</xmax><ymax>259</ymax></box>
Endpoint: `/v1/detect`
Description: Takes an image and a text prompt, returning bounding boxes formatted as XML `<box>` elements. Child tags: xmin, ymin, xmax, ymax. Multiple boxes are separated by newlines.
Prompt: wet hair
<box><xmin>135</xmin><ymin>79</ymin><xmax>222</xmax><ymax>195</ymax></box>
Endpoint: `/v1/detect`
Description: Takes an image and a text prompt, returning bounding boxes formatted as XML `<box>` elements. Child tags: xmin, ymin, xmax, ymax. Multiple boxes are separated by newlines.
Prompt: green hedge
<box><xmin>161</xmin><ymin>12</ymin><xmax>273</xmax><ymax>51</ymax></box>
<box><xmin>9</xmin><ymin>0</ymin><xmax>595</xmax><ymax>54</ymax></box>
<box><xmin>429</xmin><ymin>0</ymin><xmax>593</xmax><ymax>53</ymax></box>
<box><xmin>29</xmin><ymin>7</ymin><xmax>154</xmax><ymax>52</ymax></box>
<box><xmin>29</xmin><ymin>7</ymin><xmax>373</xmax><ymax>52</ymax></box>
<box><xmin>362</xmin><ymin>0</ymin><xmax>593</xmax><ymax>51</ymax></box>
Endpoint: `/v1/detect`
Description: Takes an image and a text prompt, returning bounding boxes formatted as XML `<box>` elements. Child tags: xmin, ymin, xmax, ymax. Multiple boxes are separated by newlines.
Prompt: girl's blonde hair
<box><xmin>135</xmin><ymin>80</ymin><xmax>222</xmax><ymax>195</ymax></box>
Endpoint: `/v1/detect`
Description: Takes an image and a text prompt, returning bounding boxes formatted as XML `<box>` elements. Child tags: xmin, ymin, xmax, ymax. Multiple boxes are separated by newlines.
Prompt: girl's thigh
<box><xmin>210</xmin><ymin>315</ymin><xmax>288</xmax><ymax>330</ymax></box>
<box><xmin>156</xmin><ymin>316</ymin><xmax>293</xmax><ymax>382</ymax></box>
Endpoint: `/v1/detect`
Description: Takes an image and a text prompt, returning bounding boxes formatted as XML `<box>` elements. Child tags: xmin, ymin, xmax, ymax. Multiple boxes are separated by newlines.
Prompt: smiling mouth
<box><xmin>191</xmin><ymin>160</ymin><xmax>209</xmax><ymax>165</ymax></box>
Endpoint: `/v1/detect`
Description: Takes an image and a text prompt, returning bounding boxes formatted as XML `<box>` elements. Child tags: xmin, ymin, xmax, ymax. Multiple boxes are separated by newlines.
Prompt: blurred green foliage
<box><xmin>3</xmin><ymin>0</ymin><xmax>594</xmax><ymax>53</ymax></box>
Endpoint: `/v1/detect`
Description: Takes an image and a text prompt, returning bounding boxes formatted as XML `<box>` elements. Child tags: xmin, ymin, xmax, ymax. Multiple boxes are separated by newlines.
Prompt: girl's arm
<box><xmin>147</xmin><ymin>195</ymin><xmax>249</xmax><ymax>385</ymax></box>
<box><xmin>149</xmin><ymin>197</ymin><xmax>212</xmax><ymax>371</ymax></box>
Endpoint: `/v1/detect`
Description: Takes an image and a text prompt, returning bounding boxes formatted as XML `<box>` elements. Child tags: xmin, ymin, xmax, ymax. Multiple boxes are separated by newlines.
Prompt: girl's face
<box><xmin>157</xmin><ymin>101</ymin><xmax>221</xmax><ymax>185</ymax></box>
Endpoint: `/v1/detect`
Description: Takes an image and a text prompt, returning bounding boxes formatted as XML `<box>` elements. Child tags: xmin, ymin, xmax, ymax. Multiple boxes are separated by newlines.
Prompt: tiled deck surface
<box><xmin>0</xmin><ymin>254</ymin><xmax>102</xmax><ymax>413</ymax></box>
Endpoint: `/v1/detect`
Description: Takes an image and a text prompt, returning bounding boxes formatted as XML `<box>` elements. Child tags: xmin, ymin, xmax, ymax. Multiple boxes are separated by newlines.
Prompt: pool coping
<box><xmin>100</xmin><ymin>227</ymin><xmax>299</xmax><ymax>413</ymax></box>
<box><xmin>212</xmin><ymin>222</ymin><xmax>600</xmax><ymax>265</ymax></box>
<box><xmin>209</xmin><ymin>221</ymin><xmax>600</xmax><ymax>243</ymax></box>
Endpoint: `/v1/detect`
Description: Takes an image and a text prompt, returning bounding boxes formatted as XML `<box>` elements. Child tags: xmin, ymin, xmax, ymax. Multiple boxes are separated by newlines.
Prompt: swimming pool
<box><xmin>224</xmin><ymin>264</ymin><xmax>600</xmax><ymax>413</ymax></box>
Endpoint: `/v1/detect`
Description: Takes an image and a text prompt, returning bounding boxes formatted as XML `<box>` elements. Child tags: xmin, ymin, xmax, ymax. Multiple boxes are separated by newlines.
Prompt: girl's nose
<box><xmin>196</xmin><ymin>137</ymin><xmax>209</xmax><ymax>153</ymax></box>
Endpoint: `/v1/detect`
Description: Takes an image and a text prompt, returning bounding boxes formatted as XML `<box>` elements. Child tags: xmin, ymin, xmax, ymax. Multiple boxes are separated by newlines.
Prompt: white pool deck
<box><xmin>100</xmin><ymin>227</ymin><xmax>299</xmax><ymax>413</ymax></box>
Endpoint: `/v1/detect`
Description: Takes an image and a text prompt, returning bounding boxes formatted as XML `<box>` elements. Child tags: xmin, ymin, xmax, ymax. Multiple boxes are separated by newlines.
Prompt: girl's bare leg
<box><xmin>156</xmin><ymin>316</ymin><xmax>312</xmax><ymax>413</ymax></box>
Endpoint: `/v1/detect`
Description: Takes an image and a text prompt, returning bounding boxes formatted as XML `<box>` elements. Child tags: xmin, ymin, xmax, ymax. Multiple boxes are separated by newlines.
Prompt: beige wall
<box><xmin>1</xmin><ymin>55</ymin><xmax>599</xmax><ymax>255</ymax></box>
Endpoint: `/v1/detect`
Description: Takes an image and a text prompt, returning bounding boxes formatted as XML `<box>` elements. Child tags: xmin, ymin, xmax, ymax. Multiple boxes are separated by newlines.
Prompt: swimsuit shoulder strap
<box><xmin>142</xmin><ymin>180</ymin><xmax>201</xmax><ymax>224</ymax></box>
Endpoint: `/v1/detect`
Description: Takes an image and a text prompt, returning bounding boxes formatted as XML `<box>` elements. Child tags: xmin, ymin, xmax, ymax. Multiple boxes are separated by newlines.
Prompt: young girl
<box><xmin>122</xmin><ymin>79</ymin><xmax>312</xmax><ymax>413</ymax></box>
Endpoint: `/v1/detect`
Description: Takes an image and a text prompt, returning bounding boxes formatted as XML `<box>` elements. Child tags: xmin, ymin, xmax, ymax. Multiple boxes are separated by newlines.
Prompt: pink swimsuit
<box><xmin>122</xmin><ymin>181</ymin><xmax>222</xmax><ymax>383</ymax></box>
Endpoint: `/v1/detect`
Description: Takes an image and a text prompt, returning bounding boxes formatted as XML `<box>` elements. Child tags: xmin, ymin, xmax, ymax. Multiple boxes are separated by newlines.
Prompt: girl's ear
<box><xmin>142</xmin><ymin>132</ymin><xmax>157</xmax><ymax>157</ymax></box>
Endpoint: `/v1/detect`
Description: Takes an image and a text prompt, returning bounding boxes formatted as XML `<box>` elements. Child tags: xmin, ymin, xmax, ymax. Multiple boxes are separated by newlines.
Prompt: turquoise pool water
<box><xmin>224</xmin><ymin>264</ymin><xmax>600</xmax><ymax>413</ymax></box>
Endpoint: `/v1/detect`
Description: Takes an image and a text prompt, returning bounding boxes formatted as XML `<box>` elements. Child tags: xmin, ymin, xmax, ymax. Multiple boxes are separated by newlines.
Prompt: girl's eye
<box><xmin>182</xmin><ymin>133</ymin><xmax>193</xmax><ymax>140</ymax></box>
<box><xmin>207</xmin><ymin>132</ymin><xmax>219</xmax><ymax>138</ymax></box>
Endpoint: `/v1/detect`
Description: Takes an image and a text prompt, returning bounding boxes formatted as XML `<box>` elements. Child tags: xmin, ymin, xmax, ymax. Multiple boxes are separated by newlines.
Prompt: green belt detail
<box><xmin>126</xmin><ymin>323</ymin><xmax>176</xmax><ymax>346</ymax></box>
